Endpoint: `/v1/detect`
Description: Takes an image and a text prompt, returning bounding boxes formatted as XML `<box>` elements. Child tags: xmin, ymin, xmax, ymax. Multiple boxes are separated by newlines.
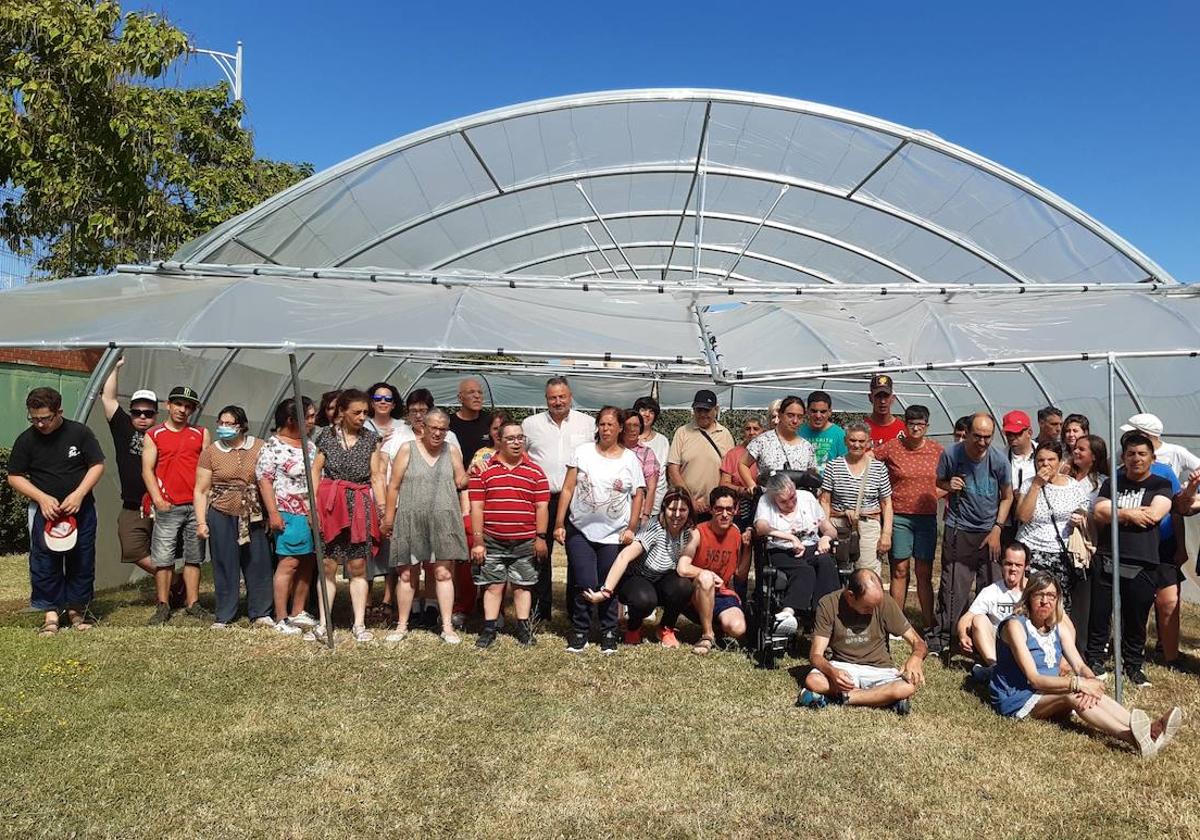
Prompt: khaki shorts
<box><xmin>117</xmin><ymin>508</ymin><xmax>154</xmax><ymax>563</ymax></box>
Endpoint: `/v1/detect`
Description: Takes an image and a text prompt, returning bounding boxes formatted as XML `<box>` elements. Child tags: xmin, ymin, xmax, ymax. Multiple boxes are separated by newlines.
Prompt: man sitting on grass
<box><xmin>957</xmin><ymin>541</ymin><xmax>1029</xmax><ymax>683</ymax></box>
<box><xmin>799</xmin><ymin>569</ymin><xmax>927</xmax><ymax>714</ymax></box>
<box><xmin>677</xmin><ymin>486</ymin><xmax>749</xmax><ymax>654</ymax></box>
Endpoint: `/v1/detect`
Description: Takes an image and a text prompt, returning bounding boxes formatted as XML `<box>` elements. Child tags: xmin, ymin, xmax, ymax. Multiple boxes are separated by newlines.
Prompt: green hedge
<box><xmin>0</xmin><ymin>447</ymin><xmax>29</xmax><ymax>554</ymax></box>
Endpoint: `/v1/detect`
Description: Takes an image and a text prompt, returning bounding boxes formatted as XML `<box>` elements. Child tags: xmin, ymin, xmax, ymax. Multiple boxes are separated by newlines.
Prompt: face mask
<box><xmin>216</xmin><ymin>426</ymin><xmax>240</xmax><ymax>441</ymax></box>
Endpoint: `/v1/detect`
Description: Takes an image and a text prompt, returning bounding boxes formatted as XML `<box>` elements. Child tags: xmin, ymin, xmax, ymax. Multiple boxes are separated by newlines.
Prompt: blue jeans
<box><xmin>208</xmin><ymin>509</ymin><xmax>273</xmax><ymax>623</ymax></box>
<box><xmin>565</xmin><ymin>522</ymin><xmax>621</xmax><ymax>635</ymax></box>
<box><xmin>29</xmin><ymin>498</ymin><xmax>97</xmax><ymax>611</ymax></box>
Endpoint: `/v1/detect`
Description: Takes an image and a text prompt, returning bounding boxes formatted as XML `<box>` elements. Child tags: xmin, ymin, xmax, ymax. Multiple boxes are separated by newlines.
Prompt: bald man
<box><xmin>926</xmin><ymin>413</ymin><xmax>1013</xmax><ymax>657</ymax></box>
<box><xmin>448</xmin><ymin>377</ymin><xmax>492</xmax><ymax>465</ymax></box>
<box><xmin>798</xmin><ymin>570</ymin><xmax>927</xmax><ymax>713</ymax></box>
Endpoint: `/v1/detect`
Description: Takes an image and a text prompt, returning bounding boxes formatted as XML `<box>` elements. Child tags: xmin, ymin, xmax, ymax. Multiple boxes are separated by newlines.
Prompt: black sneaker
<box><xmin>475</xmin><ymin>628</ymin><xmax>497</xmax><ymax>650</ymax></box>
<box><xmin>1126</xmin><ymin>668</ymin><xmax>1153</xmax><ymax>688</ymax></box>
<box><xmin>1088</xmin><ymin>661</ymin><xmax>1109</xmax><ymax>679</ymax></box>
<box><xmin>890</xmin><ymin>698</ymin><xmax>912</xmax><ymax>716</ymax></box>
<box><xmin>1162</xmin><ymin>658</ymin><xmax>1189</xmax><ymax>674</ymax></box>
<box><xmin>515</xmin><ymin>619</ymin><xmax>537</xmax><ymax>647</ymax></box>
<box><xmin>566</xmin><ymin>632</ymin><xmax>588</xmax><ymax>653</ymax></box>
<box><xmin>600</xmin><ymin>631</ymin><xmax>618</xmax><ymax>655</ymax></box>
<box><xmin>422</xmin><ymin>605</ymin><xmax>439</xmax><ymax>628</ymax></box>
<box><xmin>184</xmin><ymin>602</ymin><xmax>215</xmax><ymax>623</ymax></box>
<box><xmin>148</xmin><ymin>602</ymin><xmax>172</xmax><ymax>626</ymax></box>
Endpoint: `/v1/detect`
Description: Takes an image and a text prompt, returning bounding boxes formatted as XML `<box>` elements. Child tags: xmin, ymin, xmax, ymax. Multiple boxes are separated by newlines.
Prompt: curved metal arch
<box><xmin>258</xmin><ymin>352</ymin><xmax>315</xmax><ymax>437</ymax></box>
<box><xmin>502</xmin><ymin>239</ymin><xmax>843</xmax><ymax>285</ymax></box>
<box><xmin>1111</xmin><ymin>358</ymin><xmax>1147</xmax><ymax>414</ymax></box>
<box><xmin>428</xmin><ymin>208</ymin><xmax>928</xmax><ymax>285</ymax></box>
<box><xmin>1021</xmin><ymin>363</ymin><xmax>1055</xmax><ymax>407</ymax></box>
<box><xmin>564</xmin><ymin>263</ymin><xmax>766</xmax><ymax>285</ymax></box>
<box><xmin>180</xmin><ymin>89</ymin><xmax>1175</xmax><ymax>286</ymax></box>
<box><xmin>198</xmin><ymin>348</ymin><xmax>240</xmax><ymax>404</ymax></box>
<box><xmin>330</xmin><ymin>163</ymin><xmax>1029</xmax><ymax>286</ymax></box>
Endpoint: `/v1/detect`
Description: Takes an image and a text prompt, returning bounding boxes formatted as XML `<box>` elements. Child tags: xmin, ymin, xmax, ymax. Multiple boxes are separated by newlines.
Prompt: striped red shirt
<box><xmin>469</xmin><ymin>455</ymin><xmax>550</xmax><ymax>540</ymax></box>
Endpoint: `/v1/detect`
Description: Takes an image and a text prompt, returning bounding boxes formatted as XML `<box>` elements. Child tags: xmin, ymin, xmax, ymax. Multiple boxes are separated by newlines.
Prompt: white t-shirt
<box><xmin>967</xmin><ymin>581</ymin><xmax>1023</xmax><ymax>628</ymax></box>
<box><xmin>1016</xmin><ymin>479</ymin><xmax>1092</xmax><ymax>553</ymax></box>
<box><xmin>567</xmin><ymin>443</ymin><xmax>645</xmax><ymax>544</ymax></box>
<box><xmin>1156</xmin><ymin>442</ymin><xmax>1200</xmax><ymax>481</ymax></box>
<box><xmin>1008</xmin><ymin>449</ymin><xmax>1036</xmax><ymax>525</ymax></box>
<box><xmin>643</xmin><ymin>431</ymin><xmax>670</xmax><ymax>515</ymax></box>
<box><xmin>523</xmin><ymin>410</ymin><xmax>596</xmax><ymax>493</ymax></box>
<box><xmin>754</xmin><ymin>490</ymin><xmax>825</xmax><ymax>550</ymax></box>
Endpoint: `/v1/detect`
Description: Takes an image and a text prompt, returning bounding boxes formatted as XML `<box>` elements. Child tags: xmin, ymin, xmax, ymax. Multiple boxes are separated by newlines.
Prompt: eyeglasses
<box><xmin>372</xmin><ymin>394</ymin><xmax>394</xmax><ymax>403</ymax></box>
<box><xmin>27</xmin><ymin>413</ymin><xmax>58</xmax><ymax>426</ymax></box>
<box><xmin>906</xmin><ymin>421</ymin><xmax>928</xmax><ymax>428</ymax></box>
<box><xmin>130</xmin><ymin>408</ymin><xmax>157</xmax><ymax>419</ymax></box>
<box><xmin>502</xmin><ymin>434</ymin><xmax>526</xmax><ymax>442</ymax></box>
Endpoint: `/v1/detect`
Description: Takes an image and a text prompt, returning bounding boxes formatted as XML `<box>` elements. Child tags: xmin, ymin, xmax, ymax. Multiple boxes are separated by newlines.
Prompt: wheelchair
<box><xmin>745</xmin><ymin>468</ymin><xmax>850</xmax><ymax>670</ymax></box>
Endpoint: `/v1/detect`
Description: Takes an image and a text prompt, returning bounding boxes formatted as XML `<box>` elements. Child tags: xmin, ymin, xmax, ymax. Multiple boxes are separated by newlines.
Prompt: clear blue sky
<box><xmin>146</xmin><ymin>0</ymin><xmax>1199</xmax><ymax>281</ymax></box>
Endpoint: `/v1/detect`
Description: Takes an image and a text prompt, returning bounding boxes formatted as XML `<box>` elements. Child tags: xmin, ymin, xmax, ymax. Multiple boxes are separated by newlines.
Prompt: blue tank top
<box><xmin>989</xmin><ymin>615</ymin><xmax>1062</xmax><ymax>717</ymax></box>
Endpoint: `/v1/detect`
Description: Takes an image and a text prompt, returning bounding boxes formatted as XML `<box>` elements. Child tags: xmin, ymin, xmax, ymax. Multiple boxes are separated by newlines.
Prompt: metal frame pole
<box><xmin>289</xmin><ymin>352</ymin><xmax>334</xmax><ymax>650</ymax></box>
<box><xmin>1108</xmin><ymin>353</ymin><xmax>1123</xmax><ymax>701</ymax></box>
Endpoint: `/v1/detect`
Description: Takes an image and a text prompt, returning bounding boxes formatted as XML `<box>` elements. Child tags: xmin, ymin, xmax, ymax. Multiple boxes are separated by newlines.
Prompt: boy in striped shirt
<box><xmin>469</xmin><ymin>421</ymin><xmax>550</xmax><ymax>648</ymax></box>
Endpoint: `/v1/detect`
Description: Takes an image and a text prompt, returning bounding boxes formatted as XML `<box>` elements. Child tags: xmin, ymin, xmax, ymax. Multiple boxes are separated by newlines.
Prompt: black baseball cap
<box><xmin>692</xmin><ymin>389</ymin><xmax>718</xmax><ymax>409</ymax></box>
<box><xmin>167</xmin><ymin>385</ymin><xmax>200</xmax><ymax>405</ymax></box>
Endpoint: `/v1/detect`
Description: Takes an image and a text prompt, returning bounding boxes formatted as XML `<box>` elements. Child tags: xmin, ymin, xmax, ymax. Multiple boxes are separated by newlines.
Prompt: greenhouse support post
<box><xmin>1108</xmin><ymin>353</ymin><xmax>1123</xmax><ymax>702</ymax></box>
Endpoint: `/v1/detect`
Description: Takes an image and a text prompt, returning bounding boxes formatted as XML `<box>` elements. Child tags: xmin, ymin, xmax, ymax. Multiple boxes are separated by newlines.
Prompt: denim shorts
<box><xmin>891</xmin><ymin>513</ymin><xmax>937</xmax><ymax>561</ymax></box>
<box><xmin>150</xmin><ymin>503</ymin><xmax>203</xmax><ymax>568</ymax></box>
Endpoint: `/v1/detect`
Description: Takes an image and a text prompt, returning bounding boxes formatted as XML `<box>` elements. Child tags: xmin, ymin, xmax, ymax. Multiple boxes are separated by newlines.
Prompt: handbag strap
<box><xmin>849</xmin><ymin>459</ymin><xmax>870</xmax><ymax>534</ymax></box>
<box><xmin>697</xmin><ymin>427</ymin><xmax>724</xmax><ymax>460</ymax></box>
<box><xmin>1040</xmin><ymin>483</ymin><xmax>1073</xmax><ymax>556</ymax></box>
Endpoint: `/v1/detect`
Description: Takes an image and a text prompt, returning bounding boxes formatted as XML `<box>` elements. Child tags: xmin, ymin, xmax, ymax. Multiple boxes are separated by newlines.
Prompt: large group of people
<box><xmin>7</xmin><ymin>364</ymin><xmax>1194</xmax><ymax>757</ymax></box>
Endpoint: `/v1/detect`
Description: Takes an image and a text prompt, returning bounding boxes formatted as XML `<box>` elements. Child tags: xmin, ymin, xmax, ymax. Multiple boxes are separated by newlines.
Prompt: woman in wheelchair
<box><xmin>581</xmin><ymin>489</ymin><xmax>697</xmax><ymax>648</ymax></box>
<box><xmin>754</xmin><ymin>472</ymin><xmax>840</xmax><ymax>636</ymax></box>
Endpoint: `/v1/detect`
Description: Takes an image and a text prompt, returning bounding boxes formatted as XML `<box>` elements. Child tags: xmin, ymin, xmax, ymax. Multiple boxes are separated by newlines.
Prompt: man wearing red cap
<box><xmin>865</xmin><ymin>375</ymin><xmax>905</xmax><ymax>449</ymax></box>
<box><xmin>1001</xmin><ymin>410</ymin><xmax>1036</xmax><ymax>549</ymax></box>
<box><xmin>7</xmin><ymin>387</ymin><xmax>105</xmax><ymax>635</ymax></box>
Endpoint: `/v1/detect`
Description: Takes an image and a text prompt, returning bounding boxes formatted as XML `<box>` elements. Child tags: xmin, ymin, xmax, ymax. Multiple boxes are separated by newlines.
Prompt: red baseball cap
<box><xmin>44</xmin><ymin>516</ymin><xmax>78</xmax><ymax>552</ymax></box>
<box><xmin>1001</xmin><ymin>410</ymin><xmax>1032</xmax><ymax>434</ymax></box>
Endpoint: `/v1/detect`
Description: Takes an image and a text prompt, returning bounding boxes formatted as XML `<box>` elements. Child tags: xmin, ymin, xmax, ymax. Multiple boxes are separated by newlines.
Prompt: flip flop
<box><xmin>693</xmin><ymin>635</ymin><xmax>716</xmax><ymax>656</ymax></box>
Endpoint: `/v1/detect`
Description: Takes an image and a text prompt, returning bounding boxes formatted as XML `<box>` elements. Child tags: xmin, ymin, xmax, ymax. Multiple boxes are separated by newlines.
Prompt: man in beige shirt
<box><xmin>667</xmin><ymin>389</ymin><xmax>735</xmax><ymax>516</ymax></box>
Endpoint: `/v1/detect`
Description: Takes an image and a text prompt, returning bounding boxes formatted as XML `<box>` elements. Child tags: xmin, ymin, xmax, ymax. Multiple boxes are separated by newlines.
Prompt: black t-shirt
<box><xmin>448</xmin><ymin>411</ymin><xmax>492</xmax><ymax>464</ymax></box>
<box><xmin>8</xmin><ymin>418</ymin><xmax>105</xmax><ymax>502</ymax></box>
<box><xmin>108</xmin><ymin>407</ymin><xmax>148</xmax><ymax>507</ymax></box>
<box><xmin>1096</xmin><ymin>473</ymin><xmax>1174</xmax><ymax>569</ymax></box>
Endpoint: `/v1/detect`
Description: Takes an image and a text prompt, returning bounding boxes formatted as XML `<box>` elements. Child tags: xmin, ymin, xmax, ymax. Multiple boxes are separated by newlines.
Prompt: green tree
<box><xmin>0</xmin><ymin>0</ymin><xmax>313</xmax><ymax>279</ymax></box>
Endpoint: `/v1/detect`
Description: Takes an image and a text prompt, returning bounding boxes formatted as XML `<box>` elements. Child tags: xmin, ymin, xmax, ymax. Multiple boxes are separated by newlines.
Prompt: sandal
<box><xmin>693</xmin><ymin>635</ymin><xmax>716</xmax><ymax>656</ymax></box>
<box><xmin>68</xmin><ymin>610</ymin><xmax>93</xmax><ymax>632</ymax></box>
<box><xmin>38</xmin><ymin>620</ymin><xmax>60</xmax><ymax>636</ymax></box>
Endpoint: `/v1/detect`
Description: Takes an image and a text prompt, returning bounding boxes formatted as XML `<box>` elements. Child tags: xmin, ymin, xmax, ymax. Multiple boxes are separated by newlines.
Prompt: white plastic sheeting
<box><xmin>173</xmin><ymin>90</ymin><xmax>1174</xmax><ymax>290</ymax></box>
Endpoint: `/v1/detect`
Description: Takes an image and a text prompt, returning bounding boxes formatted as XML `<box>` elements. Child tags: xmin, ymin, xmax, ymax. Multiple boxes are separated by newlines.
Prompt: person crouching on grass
<box><xmin>798</xmin><ymin>569</ymin><xmax>927</xmax><ymax>714</ymax></box>
<box><xmin>988</xmin><ymin>572</ymin><xmax>1181</xmax><ymax>758</ymax></box>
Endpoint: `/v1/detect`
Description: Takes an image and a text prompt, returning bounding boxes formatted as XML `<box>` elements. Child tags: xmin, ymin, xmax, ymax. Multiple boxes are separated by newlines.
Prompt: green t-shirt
<box><xmin>799</xmin><ymin>423</ymin><xmax>847</xmax><ymax>469</ymax></box>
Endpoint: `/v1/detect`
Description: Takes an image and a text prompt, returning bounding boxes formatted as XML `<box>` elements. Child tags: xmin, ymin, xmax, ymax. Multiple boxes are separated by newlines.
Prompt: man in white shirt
<box><xmin>1002</xmin><ymin>410</ymin><xmax>1035</xmax><ymax>548</ymax></box>
<box><xmin>957</xmin><ymin>541</ymin><xmax>1028</xmax><ymax>679</ymax></box>
<box><xmin>522</xmin><ymin>376</ymin><xmax>595</xmax><ymax>622</ymax></box>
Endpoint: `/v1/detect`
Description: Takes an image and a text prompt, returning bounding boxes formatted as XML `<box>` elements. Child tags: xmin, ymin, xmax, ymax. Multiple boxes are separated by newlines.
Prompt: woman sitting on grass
<box><xmin>581</xmin><ymin>488</ymin><xmax>696</xmax><ymax>648</ymax></box>
<box><xmin>989</xmin><ymin>571</ymin><xmax>1182</xmax><ymax>757</ymax></box>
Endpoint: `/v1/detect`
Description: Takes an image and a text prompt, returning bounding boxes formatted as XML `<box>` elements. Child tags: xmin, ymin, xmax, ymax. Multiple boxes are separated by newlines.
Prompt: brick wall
<box><xmin>0</xmin><ymin>348</ymin><xmax>103</xmax><ymax>373</ymax></box>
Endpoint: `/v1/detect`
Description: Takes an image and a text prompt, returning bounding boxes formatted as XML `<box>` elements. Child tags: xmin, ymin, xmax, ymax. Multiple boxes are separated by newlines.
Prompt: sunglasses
<box><xmin>130</xmin><ymin>408</ymin><xmax>158</xmax><ymax>419</ymax></box>
<box><xmin>372</xmin><ymin>394</ymin><xmax>394</xmax><ymax>402</ymax></box>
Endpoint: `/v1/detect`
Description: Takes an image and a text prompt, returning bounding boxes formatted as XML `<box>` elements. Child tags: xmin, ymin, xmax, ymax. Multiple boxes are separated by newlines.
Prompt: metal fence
<box><xmin>0</xmin><ymin>187</ymin><xmax>34</xmax><ymax>289</ymax></box>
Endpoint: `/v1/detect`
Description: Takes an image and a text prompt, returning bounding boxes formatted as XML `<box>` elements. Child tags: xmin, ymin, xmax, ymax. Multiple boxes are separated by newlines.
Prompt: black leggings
<box><xmin>767</xmin><ymin>546</ymin><xmax>840</xmax><ymax>615</ymax></box>
<box><xmin>617</xmin><ymin>570</ymin><xmax>694</xmax><ymax>628</ymax></box>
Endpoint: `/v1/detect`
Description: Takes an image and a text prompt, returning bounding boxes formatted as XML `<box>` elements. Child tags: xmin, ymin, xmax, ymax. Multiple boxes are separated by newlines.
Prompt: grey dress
<box><xmin>390</xmin><ymin>441</ymin><xmax>469</xmax><ymax>565</ymax></box>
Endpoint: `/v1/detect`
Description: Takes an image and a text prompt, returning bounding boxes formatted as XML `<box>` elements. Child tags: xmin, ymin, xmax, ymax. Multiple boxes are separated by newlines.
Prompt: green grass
<box><xmin>1</xmin><ymin>552</ymin><xmax>1199</xmax><ymax>839</ymax></box>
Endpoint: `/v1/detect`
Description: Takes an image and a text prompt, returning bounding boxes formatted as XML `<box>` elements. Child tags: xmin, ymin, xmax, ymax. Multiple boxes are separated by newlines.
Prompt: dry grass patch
<box><xmin>0</xmin><ymin>553</ymin><xmax>1199</xmax><ymax>838</ymax></box>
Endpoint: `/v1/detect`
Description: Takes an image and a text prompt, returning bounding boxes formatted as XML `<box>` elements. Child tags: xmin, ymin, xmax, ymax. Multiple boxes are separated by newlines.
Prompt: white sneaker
<box><xmin>275</xmin><ymin>619</ymin><xmax>302</xmax><ymax>636</ymax></box>
<box><xmin>289</xmin><ymin>611</ymin><xmax>317</xmax><ymax>629</ymax></box>
<box><xmin>1155</xmin><ymin>706</ymin><xmax>1183</xmax><ymax>753</ymax></box>
<box><xmin>252</xmin><ymin>616</ymin><xmax>276</xmax><ymax>628</ymax></box>
<box><xmin>772</xmin><ymin>610</ymin><xmax>798</xmax><ymax>637</ymax></box>
<box><xmin>1130</xmin><ymin>708</ymin><xmax>1157</xmax><ymax>758</ymax></box>
<box><xmin>302</xmin><ymin>624</ymin><xmax>327</xmax><ymax>643</ymax></box>
<box><xmin>352</xmin><ymin>624</ymin><xmax>374</xmax><ymax>642</ymax></box>
<box><xmin>209</xmin><ymin>622</ymin><xmax>231</xmax><ymax>630</ymax></box>
<box><xmin>385</xmin><ymin>627</ymin><xmax>408</xmax><ymax>643</ymax></box>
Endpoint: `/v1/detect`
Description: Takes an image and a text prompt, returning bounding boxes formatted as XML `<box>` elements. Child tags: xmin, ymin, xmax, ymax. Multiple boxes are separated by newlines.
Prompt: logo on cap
<box><xmin>692</xmin><ymin>389</ymin><xmax>718</xmax><ymax>409</ymax></box>
<box><xmin>869</xmin><ymin>374</ymin><xmax>894</xmax><ymax>395</ymax></box>
<box><xmin>1001</xmin><ymin>410</ymin><xmax>1032</xmax><ymax>434</ymax></box>
<box><xmin>44</xmin><ymin>516</ymin><xmax>78</xmax><ymax>552</ymax></box>
<box><xmin>168</xmin><ymin>385</ymin><xmax>200</xmax><ymax>405</ymax></box>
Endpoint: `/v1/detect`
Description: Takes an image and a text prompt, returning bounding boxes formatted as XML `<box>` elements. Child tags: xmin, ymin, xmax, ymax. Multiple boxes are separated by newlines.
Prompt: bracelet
<box><xmin>599</xmin><ymin>587</ymin><xmax>613</xmax><ymax>599</ymax></box>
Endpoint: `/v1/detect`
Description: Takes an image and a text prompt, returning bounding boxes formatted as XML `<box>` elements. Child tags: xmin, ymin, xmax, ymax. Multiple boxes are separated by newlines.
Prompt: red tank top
<box><xmin>694</xmin><ymin>521</ymin><xmax>743</xmax><ymax>597</ymax></box>
<box><xmin>147</xmin><ymin>424</ymin><xmax>204</xmax><ymax>504</ymax></box>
